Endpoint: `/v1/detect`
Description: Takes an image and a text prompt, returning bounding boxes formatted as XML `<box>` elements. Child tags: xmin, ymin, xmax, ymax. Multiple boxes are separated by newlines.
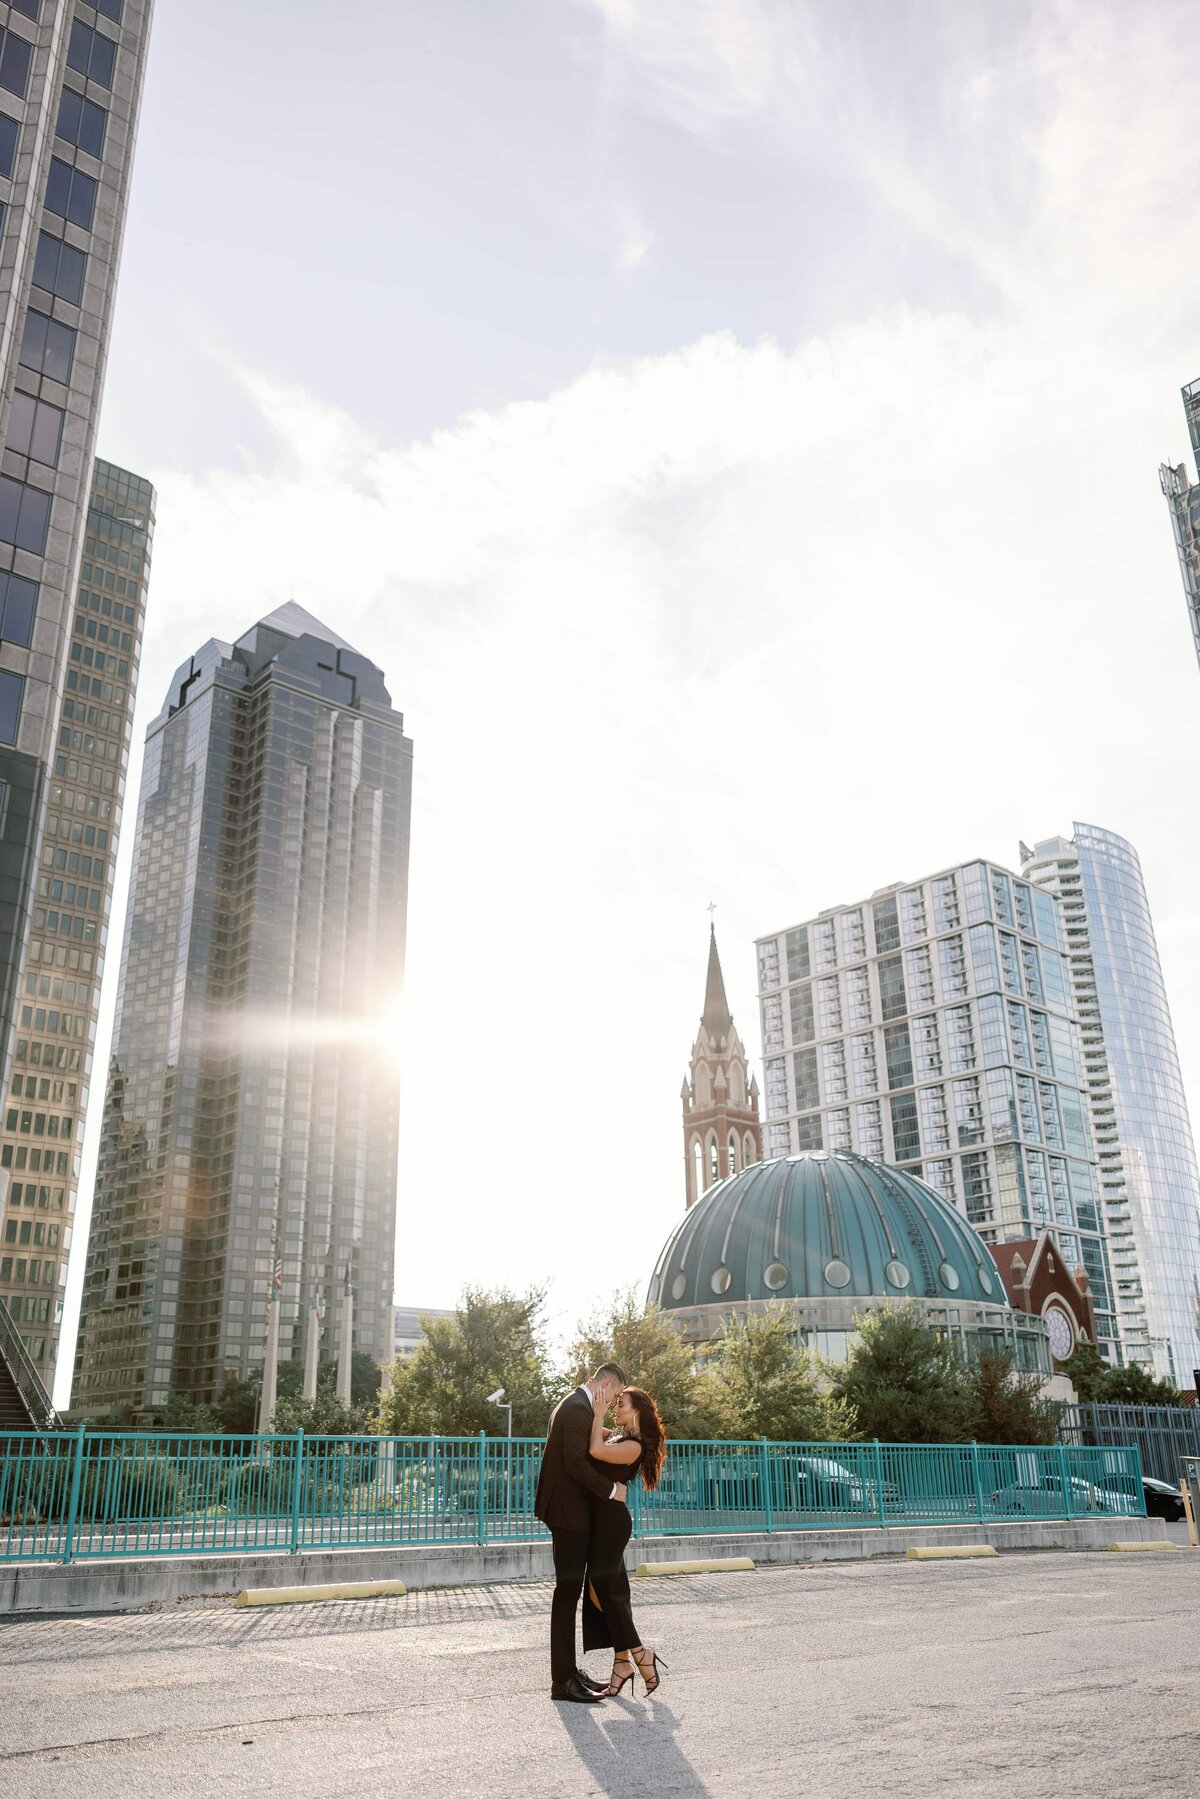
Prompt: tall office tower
<box><xmin>0</xmin><ymin>3</ymin><xmax>152</xmax><ymax>1075</ymax></box>
<box><xmin>1159</xmin><ymin>379</ymin><xmax>1200</xmax><ymax>667</ymax></box>
<box><xmin>756</xmin><ymin>859</ymin><xmax>1119</xmax><ymax>1359</ymax></box>
<box><xmin>0</xmin><ymin>458</ymin><xmax>150</xmax><ymax>1383</ymax></box>
<box><xmin>73</xmin><ymin>605</ymin><xmax>412</xmax><ymax>1418</ymax></box>
<box><xmin>1022</xmin><ymin>828</ymin><xmax>1200</xmax><ymax>1384</ymax></box>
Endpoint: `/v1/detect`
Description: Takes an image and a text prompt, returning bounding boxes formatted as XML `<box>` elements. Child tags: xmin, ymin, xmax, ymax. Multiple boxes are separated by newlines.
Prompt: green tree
<box><xmin>376</xmin><ymin>1287</ymin><xmax>554</xmax><ymax>1436</ymax></box>
<box><xmin>1064</xmin><ymin>1343</ymin><xmax>1180</xmax><ymax>1406</ymax></box>
<box><xmin>695</xmin><ymin>1303</ymin><xmax>854</xmax><ymax>1442</ymax></box>
<box><xmin>829</xmin><ymin>1304</ymin><xmax>973</xmax><ymax>1444</ymax></box>
<box><xmin>210</xmin><ymin>1374</ymin><xmax>261</xmax><ymax>1434</ymax></box>
<box><xmin>158</xmin><ymin>1390</ymin><xmax>220</xmax><ymax>1432</ymax></box>
<box><xmin>269</xmin><ymin>1353</ymin><xmax>381</xmax><ymax>1434</ymax></box>
<box><xmin>564</xmin><ymin>1289</ymin><xmax>717</xmax><ymax>1437</ymax></box>
<box><xmin>964</xmin><ymin>1349</ymin><xmax>1058</xmax><ymax>1445</ymax></box>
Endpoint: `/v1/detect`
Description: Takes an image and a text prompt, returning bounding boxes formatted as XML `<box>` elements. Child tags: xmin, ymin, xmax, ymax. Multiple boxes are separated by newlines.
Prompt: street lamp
<box><xmin>486</xmin><ymin>1387</ymin><xmax>512</xmax><ymax>1439</ymax></box>
<box><xmin>487</xmin><ymin>1388</ymin><xmax>513</xmax><ymax>1527</ymax></box>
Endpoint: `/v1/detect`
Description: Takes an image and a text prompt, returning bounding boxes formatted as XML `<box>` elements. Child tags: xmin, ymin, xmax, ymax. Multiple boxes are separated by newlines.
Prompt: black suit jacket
<box><xmin>534</xmin><ymin>1388</ymin><xmax>615</xmax><ymax>1532</ymax></box>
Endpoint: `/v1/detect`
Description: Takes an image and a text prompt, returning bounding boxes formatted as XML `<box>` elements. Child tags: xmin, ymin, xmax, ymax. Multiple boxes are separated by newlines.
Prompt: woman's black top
<box><xmin>589</xmin><ymin>1429</ymin><xmax>643</xmax><ymax>1493</ymax></box>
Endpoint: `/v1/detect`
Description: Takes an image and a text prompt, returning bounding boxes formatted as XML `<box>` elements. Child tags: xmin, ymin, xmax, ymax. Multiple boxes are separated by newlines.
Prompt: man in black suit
<box><xmin>535</xmin><ymin>1361</ymin><xmax>628</xmax><ymax>1703</ymax></box>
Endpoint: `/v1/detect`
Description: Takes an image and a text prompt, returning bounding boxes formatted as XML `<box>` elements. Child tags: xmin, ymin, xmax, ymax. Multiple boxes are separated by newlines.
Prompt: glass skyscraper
<box><xmin>1023</xmin><ymin>827</ymin><xmax>1200</xmax><ymax>1385</ymax></box>
<box><xmin>1159</xmin><ymin>379</ymin><xmax>1200</xmax><ymax>667</ymax></box>
<box><xmin>73</xmin><ymin>605</ymin><xmax>412</xmax><ymax>1417</ymax></box>
<box><xmin>0</xmin><ymin>458</ymin><xmax>151</xmax><ymax>1381</ymax></box>
<box><xmin>0</xmin><ymin>3</ymin><xmax>153</xmax><ymax>1077</ymax></box>
<box><xmin>756</xmin><ymin>858</ymin><xmax>1118</xmax><ymax>1359</ymax></box>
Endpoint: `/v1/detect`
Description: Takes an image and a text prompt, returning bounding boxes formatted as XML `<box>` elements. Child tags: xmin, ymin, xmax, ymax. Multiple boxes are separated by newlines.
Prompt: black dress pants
<box><xmin>549</xmin><ymin>1527</ymin><xmax>590</xmax><ymax>1683</ymax></box>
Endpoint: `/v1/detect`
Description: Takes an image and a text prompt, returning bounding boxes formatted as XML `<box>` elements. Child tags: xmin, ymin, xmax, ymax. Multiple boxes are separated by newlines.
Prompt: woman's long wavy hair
<box><xmin>624</xmin><ymin>1387</ymin><xmax>666</xmax><ymax>1490</ymax></box>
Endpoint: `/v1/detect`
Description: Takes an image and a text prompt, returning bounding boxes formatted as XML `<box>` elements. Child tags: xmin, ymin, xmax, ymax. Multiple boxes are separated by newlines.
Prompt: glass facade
<box><xmin>73</xmin><ymin>607</ymin><xmax>412</xmax><ymax>1416</ymax></box>
<box><xmin>0</xmin><ymin>461</ymin><xmax>151</xmax><ymax>1377</ymax></box>
<box><xmin>1023</xmin><ymin>827</ymin><xmax>1200</xmax><ymax>1384</ymax></box>
<box><xmin>0</xmin><ymin>2</ymin><xmax>152</xmax><ymax>1087</ymax></box>
<box><xmin>756</xmin><ymin>859</ymin><xmax>1119</xmax><ymax>1358</ymax></box>
<box><xmin>1159</xmin><ymin>378</ymin><xmax>1200</xmax><ymax>669</ymax></box>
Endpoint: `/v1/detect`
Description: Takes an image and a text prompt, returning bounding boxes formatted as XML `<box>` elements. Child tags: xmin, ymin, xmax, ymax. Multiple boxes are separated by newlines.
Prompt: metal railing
<box><xmin>0</xmin><ymin>1307</ymin><xmax>58</xmax><ymax>1430</ymax></box>
<box><xmin>0</xmin><ymin>1430</ymin><xmax>1145</xmax><ymax>1564</ymax></box>
<box><xmin>1060</xmin><ymin>1402</ymin><xmax>1200</xmax><ymax>1486</ymax></box>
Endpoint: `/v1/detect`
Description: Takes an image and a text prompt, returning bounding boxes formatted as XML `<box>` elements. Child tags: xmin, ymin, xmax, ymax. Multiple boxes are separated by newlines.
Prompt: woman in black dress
<box><xmin>582</xmin><ymin>1385</ymin><xmax>668</xmax><ymax>1696</ymax></box>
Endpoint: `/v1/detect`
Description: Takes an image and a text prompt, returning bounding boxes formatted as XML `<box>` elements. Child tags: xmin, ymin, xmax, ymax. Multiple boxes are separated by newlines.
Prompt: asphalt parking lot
<box><xmin>1</xmin><ymin>1542</ymin><xmax>1197</xmax><ymax>1797</ymax></box>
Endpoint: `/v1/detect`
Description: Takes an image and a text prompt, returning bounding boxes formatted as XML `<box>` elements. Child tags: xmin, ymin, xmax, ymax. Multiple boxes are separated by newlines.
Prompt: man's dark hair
<box><xmin>593</xmin><ymin>1361</ymin><xmax>627</xmax><ymax>1387</ymax></box>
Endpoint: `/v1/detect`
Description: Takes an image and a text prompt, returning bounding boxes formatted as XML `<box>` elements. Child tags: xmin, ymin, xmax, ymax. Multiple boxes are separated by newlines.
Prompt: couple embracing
<box><xmin>534</xmin><ymin>1362</ymin><xmax>668</xmax><ymax>1704</ymax></box>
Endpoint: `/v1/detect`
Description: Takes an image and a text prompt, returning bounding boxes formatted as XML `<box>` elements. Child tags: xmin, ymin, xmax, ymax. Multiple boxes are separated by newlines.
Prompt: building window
<box><xmin>7</xmin><ymin>392</ymin><xmax>64</xmax><ymax>468</ymax></box>
<box><xmin>33</xmin><ymin>231</ymin><xmax>86</xmax><ymax>306</ymax></box>
<box><xmin>872</xmin><ymin>895</ymin><xmax>901</xmax><ymax>953</ymax></box>
<box><xmin>0</xmin><ymin>669</ymin><xmax>23</xmax><ymax>744</ymax></box>
<box><xmin>19</xmin><ymin>311</ymin><xmax>75</xmax><ymax>385</ymax></box>
<box><xmin>793</xmin><ymin>1045</ymin><xmax>819</xmax><ymax>1112</ymax></box>
<box><xmin>96</xmin><ymin>0</ymin><xmax>122</xmax><ymax>19</ymax></box>
<box><xmin>784</xmin><ymin>927</ymin><xmax>810</xmax><ymax>983</ymax></box>
<box><xmin>56</xmin><ymin>87</ymin><xmax>107</xmax><ymax>159</ymax></box>
<box><xmin>0</xmin><ymin>29</ymin><xmax>32</xmax><ymax>100</ymax></box>
<box><xmin>0</xmin><ymin>571</ymin><xmax>37</xmax><ymax>647</ymax></box>
<box><xmin>890</xmin><ymin>1092</ymin><xmax>920</xmax><ymax>1162</ymax></box>
<box><xmin>0</xmin><ymin>476</ymin><xmax>51</xmax><ymax>553</ymax></box>
<box><xmin>45</xmin><ymin>156</ymin><xmax>97</xmax><ymax>230</ymax></box>
<box><xmin>877</xmin><ymin>954</ymin><xmax>907</xmax><ymax>1021</ymax></box>
<box><xmin>0</xmin><ymin>112</ymin><xmax>18</xmax><ymax>180</ymax></box>
<box><xmin>9</xmin><ymin>1</ymin><xmax>39</xmax><ymax>21</ymax></box>
<box><xmin>67</xmin><ymin>21</ymin><xmax>117</xmax><ymax>91</ymax></box>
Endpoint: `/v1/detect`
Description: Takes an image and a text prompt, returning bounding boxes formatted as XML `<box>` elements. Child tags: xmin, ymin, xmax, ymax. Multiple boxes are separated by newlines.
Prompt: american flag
<box><xmin>272</xmin><ymin>1252</ymin><xmax>283</xmax><ymax>1295</ymax></box>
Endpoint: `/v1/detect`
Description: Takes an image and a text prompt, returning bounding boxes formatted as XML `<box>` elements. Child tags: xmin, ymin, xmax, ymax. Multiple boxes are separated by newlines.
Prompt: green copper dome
<box><xmin>649</xmin><ymin>1151</ymin><xmax>1004</xmax><ymax>1310</ymax></box>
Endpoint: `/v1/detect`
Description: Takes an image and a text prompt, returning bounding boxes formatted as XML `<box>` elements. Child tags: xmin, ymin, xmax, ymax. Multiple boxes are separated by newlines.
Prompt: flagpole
<box><xmin>257</xmin><ymin>1219</ymin><xmax>283</xmax><ymax>1433</ymax></box>
<box><xmin>303</xmin><ymin>1277</ymin><xmax>322</xmax><ymax>1402</ymax></box>
<box><xmin>336</xmin><ymin>1261</ymin><xmax>353</xmax><ymax>1406</ymax></box>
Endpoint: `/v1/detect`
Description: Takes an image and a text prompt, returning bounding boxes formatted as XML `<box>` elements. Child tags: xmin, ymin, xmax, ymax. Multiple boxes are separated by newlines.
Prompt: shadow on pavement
<box><xmin>556</xmin><ymin>1697</ymin><xmax>709</xmax><ymax>1796</ymax></box>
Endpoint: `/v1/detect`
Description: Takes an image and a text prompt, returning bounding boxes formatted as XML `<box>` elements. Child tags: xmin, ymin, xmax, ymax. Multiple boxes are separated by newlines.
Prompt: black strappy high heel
<box><xmin>631</xmin><ymin>1646</ymin><xmax>667</xmax><ymax>1694</ymax></box>
<box><xmin>607</xmin><ymin>1654</ymin><xmax>635</xmax><ymax>1696</ymax></box>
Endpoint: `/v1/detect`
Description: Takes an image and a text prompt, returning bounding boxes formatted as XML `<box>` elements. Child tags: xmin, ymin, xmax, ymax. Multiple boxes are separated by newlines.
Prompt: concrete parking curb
<box><xmin>235</xmin><ymin>1578</ymin><xmax>409</xmax><ymax>1606</ymax></box>
<box><xmin>634</xmin><ymin>1557</ymin><xmax>755</xmax><ymax>1578</ymax></box>
<box><xmin>0</xmin><ymin>1515</ymin><xmax>1169</xmax><ymax>1613</ymax></box>
<box><xmin>906</xmin><ymin>1545</ymin><xmax>998</xmax><ymax>1561</ymax></box>
<box><xmin>1106</xmin><ymin>1541</ymin><xmax>1180</xmax><ymax>1552</ymax></box>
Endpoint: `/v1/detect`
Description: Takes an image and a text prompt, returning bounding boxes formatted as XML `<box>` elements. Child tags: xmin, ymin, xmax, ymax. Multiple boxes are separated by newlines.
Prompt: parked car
<box><xmin>787</xmin><ymin>1454</ymin><xmax>898</xmax><ymax>1514</ymax></box>
<box><xmin>1141</xmin><ymin>1476</ymin><xmax>1186</xmax><ymax>1522</ymax></box>
<box><xmin>991</xmin><ymin>1473</ymin><xmax>1108</xmax><ymax>1515</ymax></box>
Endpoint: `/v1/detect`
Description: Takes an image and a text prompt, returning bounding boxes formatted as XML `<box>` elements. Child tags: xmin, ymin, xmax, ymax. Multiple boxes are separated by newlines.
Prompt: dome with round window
<box><xmin>648</xmin><ymin>1150</ymin><xmax>1050</xmax><ymax>1370</ymax></box>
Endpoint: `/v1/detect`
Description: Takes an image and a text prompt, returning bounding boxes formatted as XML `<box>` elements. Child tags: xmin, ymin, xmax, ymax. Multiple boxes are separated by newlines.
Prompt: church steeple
<box><xmin>680</xmin><ymin>925</ymin><xmax>762</xmax><ymax>1209</ymax></box>
<box><xmin>701</xmin><ymin>926</ymin><xmax>734</xmax><ymax>1041</ymax></box>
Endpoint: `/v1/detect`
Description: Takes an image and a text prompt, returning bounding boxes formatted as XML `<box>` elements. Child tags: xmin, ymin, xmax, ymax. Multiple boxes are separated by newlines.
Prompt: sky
<box><xmin>54</xmin><ymin>0</ymin><xmax>1200</xmax><ymax>1400</ymax></box>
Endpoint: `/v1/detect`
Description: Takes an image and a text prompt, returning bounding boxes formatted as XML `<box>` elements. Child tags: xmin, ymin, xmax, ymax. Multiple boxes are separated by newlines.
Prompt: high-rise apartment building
<box><xmin>0</xmin><ymin>457</ymin><xmax>150</xmax><ymax>1380</ymax></box>
<box><xmin>73</xmin><ymin>605</ymin><xmax>412</xmax><ymax>1417</ymax></box>
<box><xmin>1159</xmin><ymin>379</ymin><xmax>1200</xmax><ymax>667</ymax></box>
<box><xmin>0</xmin><ymin>2</ymin><xmax>152</xmax><ymax>1074</ymax></box>
<box><xmin>756</xmin><ymin>858</ymin><xmax>1118</xmax><ymax>1358</ymax></box>
<box><xmin>1022</xmin><ymin>827</ymin><xmax>1200</xmax><ymax>1384</ymax></box>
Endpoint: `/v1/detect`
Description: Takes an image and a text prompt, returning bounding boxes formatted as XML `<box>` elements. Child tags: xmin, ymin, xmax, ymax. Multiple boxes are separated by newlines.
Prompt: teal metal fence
<box><xmin>0</xmin><ymin>1430</ymin><xmax>1145</xmax><ymax>1564</ymax></box>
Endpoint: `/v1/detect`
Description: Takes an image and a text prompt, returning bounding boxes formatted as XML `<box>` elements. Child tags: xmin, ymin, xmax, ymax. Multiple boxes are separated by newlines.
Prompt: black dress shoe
<box><xmin>551</xmin><ymin>1675</ymin><xmax>604</xmax><ymax>1704</ymax></box>
<box><xmin>574</xmin><ymin>1668</ymin><xmax>608</xmax><ymax>1694</ymax></box>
